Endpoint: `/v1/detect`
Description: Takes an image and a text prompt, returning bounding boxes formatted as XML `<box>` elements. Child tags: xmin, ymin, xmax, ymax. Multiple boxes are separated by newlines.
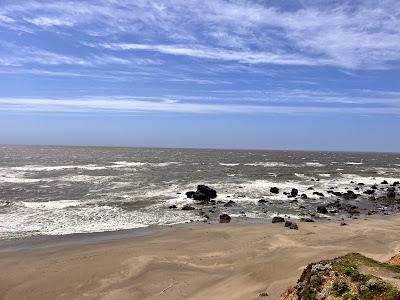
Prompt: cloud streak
<box><xmin>1</xmin><ymin>96</ymin><xmax>400</xmax><ymax>115</ymax></box>
<box><xmin>1</xmin><ymin>0</ymin><xmax>399</xmax><ymax>69</ymax></box>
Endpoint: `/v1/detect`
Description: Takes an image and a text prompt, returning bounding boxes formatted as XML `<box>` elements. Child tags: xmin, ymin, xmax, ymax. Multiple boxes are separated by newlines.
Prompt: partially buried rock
<box><xmin>270</xmin><ymin>187</ymin><xmax>279</xmax><ymax>194</ymax></box>
<box><xmin>219</xmin><ymin>214</ymin><xmax>231</xmax><ymax>223</ymax></box>
<box><xmin>300</xmin><ymin>218</ymin><xmax>315</xmax><ymax>222</ymax></box>
<box><xmin>272</xmin><ymin>216</ymin><xmax>285</xmax><ymax>223</ymax></box>
<box><xmin>285</xmin><ymin>221</ymin><xmax>298</xmax><ymax>230</ymax></box>
<box><xmin>181</xmin><ymin>205</ymin><xmax>195</xmax><ymax>211</ymax></box>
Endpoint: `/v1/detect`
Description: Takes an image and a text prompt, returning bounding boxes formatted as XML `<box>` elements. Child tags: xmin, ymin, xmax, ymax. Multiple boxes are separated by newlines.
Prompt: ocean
<box><xmin>0</xmin><ymin>145</ymin><xmax>399</xmax><ymax>239</ymax></box>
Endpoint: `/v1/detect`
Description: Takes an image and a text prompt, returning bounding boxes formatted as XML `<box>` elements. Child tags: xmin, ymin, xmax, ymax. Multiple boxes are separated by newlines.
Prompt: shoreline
<box><xmin>1</xmin><ymin>215</ymin><xmax>400</xmax><ymax>299</ymax></box>
<box><xmin>0</xmin><ymin>212</ymin><xmax>394</xmax><ymax>252</ymax></box>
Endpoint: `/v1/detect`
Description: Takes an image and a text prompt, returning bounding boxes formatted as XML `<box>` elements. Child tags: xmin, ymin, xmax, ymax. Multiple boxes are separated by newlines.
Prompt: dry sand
<box><xmin>1</xmin><ymin>216</ymin><xmax>400</xmax><ymax>300</ymax></box>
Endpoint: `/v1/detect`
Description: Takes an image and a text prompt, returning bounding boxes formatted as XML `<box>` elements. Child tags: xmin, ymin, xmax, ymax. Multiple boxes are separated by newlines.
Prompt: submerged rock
<box><xmin>181</xmin><ymin>205</ymin><xmax>195</xmax><ymax>211</ymax></box>
<box><xmin>316</xmin><ymin>206</ymin><xmax>328</xmax><ymax>214</ymax></box>
<box><xmin>270</xmin><ymin>187</ymin><xmax>280</xmax><ymax>194</ymax></box>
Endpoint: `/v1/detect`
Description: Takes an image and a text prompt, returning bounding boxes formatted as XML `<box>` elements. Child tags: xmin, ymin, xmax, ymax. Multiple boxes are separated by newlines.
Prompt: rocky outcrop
<box><xmin>280</xmin><ymin>253</ymin><xmax>400</xmax><ymax>300</ymax></box>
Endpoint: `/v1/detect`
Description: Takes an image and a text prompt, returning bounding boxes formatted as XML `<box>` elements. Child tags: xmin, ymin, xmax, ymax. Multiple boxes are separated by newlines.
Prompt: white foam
<box><xmin>21</xmin><ymin>200</ymin><xmax>81</xmax><ymax>209</ymax></box>
<box><xmin>245</xmin><ymin>162</ymin><xmax>296</xmax><ymax>167</ymax></box>
<box><xmin>219</xmin><ymin>163</ymin><xmax>240</xmax><ymax>166</ymax></box>
<box><xmin>304</xmin><ymin>162</ymin><xmax>325</xmax><ymax>167</ymax></box>
<box><xmin>0</xmin><ymin>202</ymin><xmax>201</xmax><ymax>238</ymax></box>
<box><xmin>345</xmin><ymin>162</ymin><xmax>364</xmax><ymax>165</ymax></box>
<box><xmin>318</xmin><ymin>173</ymin><xmax>331</xmax><ymax>177</ymax></box>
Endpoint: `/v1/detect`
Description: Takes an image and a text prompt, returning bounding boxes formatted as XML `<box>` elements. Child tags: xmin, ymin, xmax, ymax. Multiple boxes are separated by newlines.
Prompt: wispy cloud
<box><xmin>1</xmin><ymin>0</ymin><xmax>399</xmax><ymax>69</ymax></box>
<box><xmin>1</xmin><ymin>96</ymin><xmax>400</xmax><ymax>115</ymax></box>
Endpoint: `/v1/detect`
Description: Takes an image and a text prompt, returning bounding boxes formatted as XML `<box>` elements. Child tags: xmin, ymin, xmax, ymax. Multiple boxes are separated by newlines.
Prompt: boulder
<box><xmin>193</xmin><ymin>191</ymin><xmax>209</xmax><ymax>201</ymax></box>
<box><xmin>258</xmin><ymin>199</ymin><xmax>267</xmax><ymax>204</ymax></box>
<box><xmin>197</xmin><ymin>185</ymin><xmax>217</xmax><ymax>198</ymax></box>
<box><xmin>301</xmin><ymin>194</ymin><xmax>308</xmax><ymax>199</ymax></box>
<box><xmin>270</xmin><ymin>187</ymin><xmax>280</xmax><ymax>194</ymax></box>
<box><xmin>169</xmin><ymin>205</ymin><xmax>177</xmax><ymax>209</ymax></box>
<box><xmin>219</xmin><ymin>214</ymin><xmax>231</xmax><ymax>223</ymax></box>
<box><xmin>381</xmin><ymin>180</ymin><xmax>388</xmax><ymax>184</ymax></box>
<box><xmin>290</xmin><ymin>222</ymin><xmax>298</xmax><ymax>230</ymax></box>
<box><xmin>291</xmin><ymin>188</ymin><xmax>299</xmax><ymax>197</ymax></box>
<box><xmin>272</xmin><ymin>216</ymin><xmax>285</xmax><ymax>223</ymax></box>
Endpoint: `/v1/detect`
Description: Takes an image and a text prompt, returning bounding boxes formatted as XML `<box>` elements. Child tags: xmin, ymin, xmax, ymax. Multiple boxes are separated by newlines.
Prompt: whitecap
<box><xmin>345</xmin><ymin>162</ymin><xmax>364</xmax><ymax>165</ymax></box>
<box><xmin>21</xmin><ymin>200</ymin><xmax>82</xmax><ymax>209</ymax></box>
<box><xmin>304</xmin><ymin>162</ymin><xmax>325</xmax><ymax>167</ymax></box>
<box><xmin>219</xmin><ymin>163</ymin><xmax>240</xmax><ymax>166</ymax></box>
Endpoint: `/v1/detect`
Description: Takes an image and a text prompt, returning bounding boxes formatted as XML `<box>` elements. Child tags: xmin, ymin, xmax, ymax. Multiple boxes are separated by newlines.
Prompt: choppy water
<box><xmin>0</xmin><ymin>145</ymin><xmax>399</xmax><ymax>239</ymax></box>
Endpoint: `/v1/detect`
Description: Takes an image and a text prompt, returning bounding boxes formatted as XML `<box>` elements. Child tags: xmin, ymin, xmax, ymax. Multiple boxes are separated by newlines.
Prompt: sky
<box><xmin>0</xmin><ymin>0</ymin><xmax>400</xmax><ymax>152</ymax></box>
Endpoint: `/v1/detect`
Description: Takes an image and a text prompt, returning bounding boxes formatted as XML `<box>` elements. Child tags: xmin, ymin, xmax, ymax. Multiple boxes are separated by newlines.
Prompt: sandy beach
<box><xmin>0</xmin><ymin>216</ymin><xmax>399</xmax><ymax>300</ymax></box>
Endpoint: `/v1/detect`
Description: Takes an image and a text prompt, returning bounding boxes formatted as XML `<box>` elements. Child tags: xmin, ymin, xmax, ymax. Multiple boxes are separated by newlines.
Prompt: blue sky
<box><xmin>0</xmin><ymin>0</ymin><xmax>400</xmax><ymax>152</ymax></box>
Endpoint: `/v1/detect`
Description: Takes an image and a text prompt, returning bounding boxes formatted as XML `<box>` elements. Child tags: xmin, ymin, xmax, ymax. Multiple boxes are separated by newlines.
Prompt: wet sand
<box><xmin>1</xmin><ymin>216</ymin><xmax>400</xmax><ymax>300</ymax></box>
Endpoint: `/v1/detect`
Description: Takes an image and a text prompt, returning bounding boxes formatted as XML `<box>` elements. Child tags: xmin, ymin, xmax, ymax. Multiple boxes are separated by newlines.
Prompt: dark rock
<box><xmin>291</xmin><ymin>188</ymin><xmax>299</xmax><ymax>197</ymax></box>
<box><xmin>371</xmin><ymin>185</ymin><xmax>378</xmax><ymax>190</ymax></box>
<box><xmin>193</xmin><ymin>191</ymin><xmax>209</xmax><ymax>201</ymax></box>
<box><xmin>258</xmin><ymin>199</ymin><xmax>267</xmax><ymax>204</ymax></box>
<box><xmin>270</xmin><ymin>187</ymin><xmax>280</xmax><ymax>194</ymax></box>
<box><xmin>342</xmin><ymin>190</ymin><xmax>357</xmax><ymax>200</ymax></box>
<box><xmin>197</xmin><ymin>185</ymin><xmax>217</xmax><ymax>199</ymax></box>
<box><xmin>307</xmin><ymin>187</ymin><xmax>314</xmax><ymax>190</ymax></box>
<box><xmin>301</xmin><ymin>194</ymin><xmax>308</xmax><ymax>199</ymax></box>
<box><xmin>316</xmin><ymin>206</ymin><xmax>328</xmax><ymax>214</ymax></box>
<box><xmin>181</xmin><ymin>205</ymin><xmax>195</xmax><ymax>210</ymax></box>
<box><xmin>381</xmin><ymin>180</ymin><xmax>388</xmax><ymax>184</ymax></box>
<box><xmin>364</xmin><ymin>189</ymin><xmax>375</xmax><ymax>195</ymax></box>
<box><xmin>169</xmin><ymin>205</ymin><xmax>177</xmax><ymax>209</ymax></box>
<box><xmin>272</xmin><ymin>216</ymin><xmax>285</xmax><ymax>223</ymax></box>
<box><xmin>284</xmin><ymin>220</ymin><xmax>292</xmax><ymax>227</ymax></box>
<box><xmin>290</xmin><ymin>222</ymin><xmax>298</xmax><ymax>230</ymax></box>
<box><xmin>313</xmin><ymin>192</ymin><xmax>324</xmax><ymax>197</ymax></box>
<box><xmin>340</xmin><ymin>222</ymin><xmax>347</xmax><ymax>226</ymax></box>
<box><xmin>259</xmin><ymin>292</ymin><xmax>269</xmax><ymax>297</ymax></box>
<box><xmin>300</xmin><ymin>218</ymin><xmax>314</xmax><ymax>222</ymax></box>
<box><xmin>219</xmin><ymin>214</ymin><xmax>231</xmax><ymax>223</ymax></box>
<box><xmin>186</xmin><ymin>191</ymin><xmax>195</xmax><ymax>198</ymax></box>
<box><xmin>357</xmin><ymin>182</ymin><xmax>365</xmax><ymax>186</ymax></box>
<box><xmin>224</xmin><ymin>200</ymin><xmax>236</xmax><ymax>207</ymax></box>
<box><xmin>387</xmin><ymin>191</ymin><xmax>396</xmax><ymax>198</ymax></box>
<box><xmin>333</xmin><ymin>191</ymin><xmax>343</xmax><ymax>197</ymax></box>
<box><xmin>393</xmin><ymin>181</ymin><xmax>400</xmax><ymax>186</ymax></box>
